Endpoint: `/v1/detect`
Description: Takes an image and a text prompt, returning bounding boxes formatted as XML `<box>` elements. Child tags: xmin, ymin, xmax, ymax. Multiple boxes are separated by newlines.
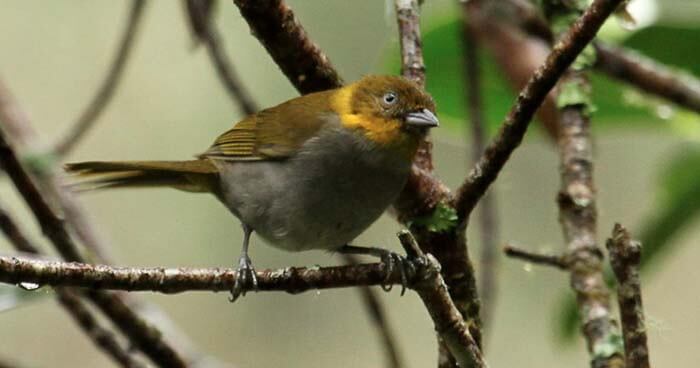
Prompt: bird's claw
<box><xmin>229</xmin><ymin>254</ymin><xmax>258</xmax><ymax>302</ymax></box>
<box><xmin>379</xmin><ymin>251</ymin><xmax>412</xmax><ymax>296</ymax></box>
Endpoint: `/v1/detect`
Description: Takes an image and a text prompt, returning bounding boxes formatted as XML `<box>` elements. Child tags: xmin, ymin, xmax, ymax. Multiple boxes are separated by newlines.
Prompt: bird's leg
<box><xmin>337</xmin><ymin>245</ymin><xmax>412</xmax><ymax>295</ymax></box>
<box><xmin>229</xmin><ymin>224</ymin><xmax>258</xmax><ymax>302</ymax></box>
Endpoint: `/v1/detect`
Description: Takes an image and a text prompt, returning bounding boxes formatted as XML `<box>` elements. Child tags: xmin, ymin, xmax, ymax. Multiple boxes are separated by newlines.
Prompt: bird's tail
<box><xmin>64</xmin><ymin>160</ymin><xmax>219</xmax><ymax>193</ymax></box>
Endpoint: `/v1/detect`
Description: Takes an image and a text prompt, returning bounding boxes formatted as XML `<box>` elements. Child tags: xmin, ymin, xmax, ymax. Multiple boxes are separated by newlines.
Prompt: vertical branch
<box><xmin>394</xmin><ymin>0</ymin><xmax>433</xmax><ymax>174</ymax></box>
<box><xmin>461</xmin><ymin>11</ymin><xmax>500</xmax><ymax>331</ymax></box>
<box><xmin>185</xmin><ymin>0</ymin><xmax>258</xmax><ymax>115</ymax></box>
<box><xmin>542</xmin><ymin>2</ymin><xmax>624</xmax><ymax>366</ymax></box>
<box><xmin>54</xmin><ymin>0</ymin><xmax>147</xmax><ymax>156</ymax></box>
<box><xmin>394</xmin><ymin>0</ymin><xmax>426</xmax><ymax>87</ymax></box>
<box><xmin>606</xmin><ymin>224</ymin><xmax>650</xmax><ymax>368</ymax></box>
<box><xmin>393</xmin><ymin>2</ymin><xmax>482</xmax><ymax>366</ymax></box>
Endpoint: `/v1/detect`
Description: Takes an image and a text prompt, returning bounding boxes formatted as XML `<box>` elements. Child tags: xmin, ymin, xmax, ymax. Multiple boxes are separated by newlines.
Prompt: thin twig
<box><xmin>0</xmin><ymin>79</ymin><xmax>188</xmax><ymax>368</ymax></box>
<box><xmin>503</xmin><ymin>244</ymin><xmax>569</xmax><ymax>270</ymax></box>
<box><xmin>342</xmin><ymin>254</ymin><xmax>403</xmax><ymax>368</ymax></box>
<box><xmin>595</xmin><ymin>42</ymin><xmax>700</xmax><ymax>113</ymax></box>
<box><xmin>453</xmin><ymin>0</ymin><xmax>626</xmax><ymax>222</ymax></box>
<box><xmin>461</xmin><ymin>15</ymin><xmax>500</xmax><ymax>332</ymax></box>
<box><xmin>394</xmin><ymin>0</ymin><xmax>426</xmax><ymax>87</ymax></box>
<box><xmin>394</xmin><ymin>0</ymin><xmax>433</xmax><ymax>176</ymax></box>
<box><xmin>231</xmin><ymin>0</ymin><xmax>343</xmax><ymax>94</ymax></box>
<box><xmin>606</xmin><ymin>224</ymin><xmax>650</xmax><ymax>368</ymax></box>
<box><xmin>185</xmin><ymin>0</ymin><xmax>258</xmax><ymax>115</ymax></box>
<box><xmin>54</xmin><ymin>0</ymin><xmax>147</xmax><ymax>156</ymax></box>
<box><xmin>397</xmin><ymin>231</ymin><xmax>487</xmax><ymax>368</ymax></box>
<box><xmin>0</xmin><ymin>255</ymin><xmax>413</xmax><ymax>294</ymax></box>
<box><xmin>0</xmin><ymin>201</ymin><xmax>144</xmax><ymax>368</ymax></box>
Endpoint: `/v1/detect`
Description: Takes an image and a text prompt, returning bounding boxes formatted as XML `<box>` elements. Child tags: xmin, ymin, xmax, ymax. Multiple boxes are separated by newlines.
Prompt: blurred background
<box><xmin>1</xmin><ymin>0</ymin><xmax>699</xmax><ymax>367</ymax></box>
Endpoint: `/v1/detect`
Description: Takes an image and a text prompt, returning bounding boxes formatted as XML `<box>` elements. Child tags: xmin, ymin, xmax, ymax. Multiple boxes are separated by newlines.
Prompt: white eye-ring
<box><xmin>383</xmin><ymin>92</ymin><xmax>398</xmax><ymax>105</ymax></box>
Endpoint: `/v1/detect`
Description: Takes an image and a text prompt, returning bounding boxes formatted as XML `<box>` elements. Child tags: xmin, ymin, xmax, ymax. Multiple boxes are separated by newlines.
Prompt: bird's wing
<box><xmin>201</xmin><ymin>91</ymin><xmax>335</xmax><ymax>161</ymax></box>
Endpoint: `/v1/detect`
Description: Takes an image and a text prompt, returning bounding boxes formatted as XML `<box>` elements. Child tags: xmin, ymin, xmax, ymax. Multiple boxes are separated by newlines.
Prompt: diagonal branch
<box><xmin>595</xmin><ymin>42</ymin><xmax>700</xmax><ymax>114</ymax></box>
<box><xmin>495</xmin><ymin>0</ymin><xmax>700</xmax><ymax>117</ymax></box>
<box><xmin>231</xmin><ymin>0</ymin><xmax>343</xmax><ymax>94</ymax></box>
<box><xmin>0</xmin><ymin>79</ymin><xmax>188</xmax><ymax>368</ymax></box>
<box><xmin>0</xmin><ymin>201</ymin><xmax>145</xmax><ymax>368</ymax></box>
<box><xmin>397</xmin><ymin>231</ymin><xmax>487</xmax><ymax>368</ymax></box>
<box><xmin>54</xmin><ymin>0</ymin><xmax>147</xmax><ymax>156</ymax></box>
<box><xmin>185</xmin><ymin>0</ymin><xmax>258</xmax><ymax>115</ymax></box>
<box><xmin>453</xmin><ymin>0</ymin><xmax>626</xmax><ymax>222</ymax></box>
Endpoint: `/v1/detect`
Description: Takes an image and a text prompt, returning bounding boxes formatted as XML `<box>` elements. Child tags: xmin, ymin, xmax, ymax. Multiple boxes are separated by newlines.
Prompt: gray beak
<box><xmin>405</xmin><ymin>108</ymin><xmax>439</xmax><ymax>128</ymax></box>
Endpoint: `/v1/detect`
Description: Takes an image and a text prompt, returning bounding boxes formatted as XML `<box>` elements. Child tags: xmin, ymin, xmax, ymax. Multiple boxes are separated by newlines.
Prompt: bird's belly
<box><xmin>214</xmin><ymin>151</ymin><xmax>409</xmax><ymax>252</ymax></box>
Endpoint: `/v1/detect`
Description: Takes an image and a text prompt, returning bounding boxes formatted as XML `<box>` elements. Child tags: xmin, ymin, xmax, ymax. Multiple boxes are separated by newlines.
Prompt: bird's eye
<box><xmin>383</xmin><ymin>92</ymin><xmax>398</xmax><ymax>105</ymax></box>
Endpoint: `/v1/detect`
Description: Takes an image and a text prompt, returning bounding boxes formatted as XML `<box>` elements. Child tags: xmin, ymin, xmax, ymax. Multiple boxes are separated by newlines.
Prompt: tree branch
<box><xmin>394</xmin><ymin>3</ymin><xmax>483</xmax><ymax>365</ymax></box>
<box><xmin>461</xmin><ymin>14</ymin><xmax>500</xmax><ymax>332</ymax></box>
<box><xmin>0</xmin><ymin>201</ymin><xmax>144</xmax><ymax>368</ymax></box>
<box><xmin>185</xmin><ymin>0</ymin><xmax>258</xmax><ymax>115</ymax></box>
<box><xmin>56</xmin><ymin>289</ymin><xmax>148</xmax><ymax>368</ymax></box>
<box><xmin>503</xmin><ymin>244</ymin><xmax>569</xmax><ymax>270</ymax></box>
<box><xmin>453</xmin><ymin>0</ymin><xmax>626</xmax><ymax>222</ymax></box>
<box><xmin>495</xmin><ymin>0</ymin><xmax>700</xmax><ymax>116</ymax></box>
<box><xmin>542</xmin><ymin>2</ymin><xmax>623</xmax><ymax>366</ymax></box>
<box><xmin>0</xmin><ymin>255</ymin><xmax>411</xmax><ymax>294</ymax></box>
<box><xmin>397</xmin><ymin>231</ymin><xmax>487</xmax><ymax>368</ymax></box>
<box><xmin>394</xmin><ymin>0</ymin><xmax>426</xmax><ymax>87</ymax></box>
<box><xmin>595</xmin><ymin>41</ymin><xmax>700</xmax><ymax>114</ymax></box>
<box><xmin>0</xmin><ymin>78</ymin><xmax>188</xmax><ymax>368</ymax></box>
<box><xmin>606</xmin><ymin>224</ymin><xmax>650</xmax><ymax>368</ymax></box>
<box><xmin>54</xmin><ymin>0</ymin><xmax>147</xmax><ymax>156</ymax></box>
<box><xmin>231</xmin><ymin>0</ymin><xmax>343</xmax><ymax>94</ymax></box>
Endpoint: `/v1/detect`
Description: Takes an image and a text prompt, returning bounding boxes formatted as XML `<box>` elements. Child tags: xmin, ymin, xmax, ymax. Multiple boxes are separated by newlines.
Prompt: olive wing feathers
<box><xmin>201</xmin><ymin>91</ymin><xmax>336</xmax><ymax>161</ymax></box>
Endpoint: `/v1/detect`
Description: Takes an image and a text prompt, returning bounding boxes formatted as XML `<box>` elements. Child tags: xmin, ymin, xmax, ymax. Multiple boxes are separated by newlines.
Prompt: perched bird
<box><xmin>66</xmin><ymin>75</ymin><xmax>438</xmax><ymax>299</ymax></box>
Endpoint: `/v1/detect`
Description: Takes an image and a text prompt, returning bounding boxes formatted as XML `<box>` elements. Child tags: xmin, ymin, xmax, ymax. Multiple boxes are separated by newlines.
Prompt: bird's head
<box><xmin>331</xmin><ymin>75</ymin><xmax>438</xmax><ymax>157</ymax></box>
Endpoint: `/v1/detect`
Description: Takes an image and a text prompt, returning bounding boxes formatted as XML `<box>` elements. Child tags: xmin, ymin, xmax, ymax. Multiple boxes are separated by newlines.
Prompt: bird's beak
<box><xmin>405</xmin><ymin>109</ymin><xmax>439</xmax><ymax>128</ymax></box>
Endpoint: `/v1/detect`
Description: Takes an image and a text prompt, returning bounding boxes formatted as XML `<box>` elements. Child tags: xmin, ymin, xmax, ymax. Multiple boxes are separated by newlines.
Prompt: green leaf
<box><xmin>408</xmin><ymin>202</ymin><xmax>459</xmax><ymax>233</ymax></box>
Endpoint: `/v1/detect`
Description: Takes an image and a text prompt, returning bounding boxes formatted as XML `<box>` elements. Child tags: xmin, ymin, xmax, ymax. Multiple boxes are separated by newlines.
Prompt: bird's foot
<box><xmin>229</xmin><ymin>254</ymin><xmax>258</xmax><ymax>302</ymax></box>
<box><xmin>377</xmin><ymin>250</ymin><xmax>413</xmax><ymax>296</ymax></box>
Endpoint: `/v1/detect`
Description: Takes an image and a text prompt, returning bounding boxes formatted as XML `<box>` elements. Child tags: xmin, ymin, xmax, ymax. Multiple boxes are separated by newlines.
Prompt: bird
<box><xmin>65</xmin><ymin>75</ymin><xmax>439</xmax><ymax>300</ymax></box>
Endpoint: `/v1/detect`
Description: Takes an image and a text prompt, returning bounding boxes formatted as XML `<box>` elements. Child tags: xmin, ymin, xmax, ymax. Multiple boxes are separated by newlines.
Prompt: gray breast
<box><xmin>213</xmin><ymin>125</ymin><xmax>411</xmax><ymax>252</ymax></box>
